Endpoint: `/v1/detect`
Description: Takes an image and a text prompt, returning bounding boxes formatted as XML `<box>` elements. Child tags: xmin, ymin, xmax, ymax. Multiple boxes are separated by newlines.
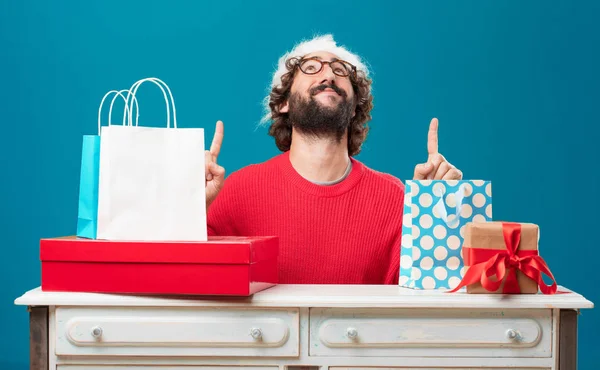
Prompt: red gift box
<box><xmin>40</xmin><ymin>235</ymin><xmax>279</xmax><ymax>296</ymax></box>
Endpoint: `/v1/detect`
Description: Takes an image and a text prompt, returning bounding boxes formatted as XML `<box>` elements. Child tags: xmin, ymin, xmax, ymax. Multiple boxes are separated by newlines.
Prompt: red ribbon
<box><xmin>448</xmin><ymin>222</ymin><xmax>558</xmax><ymax>294</ymax></box>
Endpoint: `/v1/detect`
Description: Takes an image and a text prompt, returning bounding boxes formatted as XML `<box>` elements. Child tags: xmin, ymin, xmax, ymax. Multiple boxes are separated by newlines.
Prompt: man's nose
<box><xmin>319</xmin><ymin>63</ymin><xmax>336</xmax><ymax>84</ymax></box>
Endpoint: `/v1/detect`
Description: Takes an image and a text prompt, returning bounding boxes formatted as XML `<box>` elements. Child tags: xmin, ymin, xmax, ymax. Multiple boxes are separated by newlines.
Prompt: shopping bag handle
<box><xmin>108</xmin><ymin>89</ymin><xmax>139</xmax><ymax>129</ymax></box>
<box><xmin>122</xmin><ymin>77</ymin><xmax>177</xmax><ymax>128</ymax></box>
<box><xmin>432</xmin><ymin>183</ymin><xmax>467</xmax><ymax>228</ymax></box>
<box><xmin>97</xmin><ymin>90</ymin><xmax>139</xmax><ymax>135</ymax></box>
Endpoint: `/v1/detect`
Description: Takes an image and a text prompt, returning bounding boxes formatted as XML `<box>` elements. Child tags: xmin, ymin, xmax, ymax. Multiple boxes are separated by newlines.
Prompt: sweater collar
<box><xmin>276</xmin><ymin>151</ymin><xmax>365</xmax><ymax>197</ymax></box>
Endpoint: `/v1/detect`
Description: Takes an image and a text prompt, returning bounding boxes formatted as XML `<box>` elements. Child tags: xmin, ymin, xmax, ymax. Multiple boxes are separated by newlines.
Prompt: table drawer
<box><xmin>58</xmin><ymin>367</ymin><xmax>278</xmax><ymax>370</ymax></box>
<box><xmin>330</xmin><ymin>368</ymin><xmax>551</xmax><ymax>370</ymax></box>
<box><xmin>55</xmin><ymin>307</ymin><xmax>299</xmax><ymax>357</ymax></box>
<box><xmin>310</xmin><ymin>308</ymin><xmax>552</xmax><ymax>358</ymax></box>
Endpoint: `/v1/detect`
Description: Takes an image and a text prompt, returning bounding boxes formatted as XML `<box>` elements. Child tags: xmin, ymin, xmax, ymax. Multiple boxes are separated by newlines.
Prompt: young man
<box><xmin>204</xmin><ymin>34</ymin><xmax>462</xmax><ymax>285</ymax></box>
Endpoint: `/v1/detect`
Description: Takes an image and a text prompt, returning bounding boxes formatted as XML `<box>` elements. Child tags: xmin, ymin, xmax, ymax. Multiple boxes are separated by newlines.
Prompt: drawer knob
<box><xmin>250</xmin><ymin>327</ymin><xmax>262</xmax><ymax>340</ymax></box>
<box><xmin>506</xmin><ymin>328</ymin><xmax>522</xmax><ymax>341</ymax></box>
<box><xmin>346</xmin><ymin>327</ymin><xmax>358</xmax><ymax>339</ymax></box>
<box><xmin>91</xmin><ymin>326</ymin><xmax>103</xmax><ymax>339</ymax></box>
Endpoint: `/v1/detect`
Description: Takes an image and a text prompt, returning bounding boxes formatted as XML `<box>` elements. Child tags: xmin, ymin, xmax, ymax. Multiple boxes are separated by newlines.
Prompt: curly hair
<box><xmin>267</xmin><ymin>57</ymin><xmax>373</xmax><ymax>156</ymax></box>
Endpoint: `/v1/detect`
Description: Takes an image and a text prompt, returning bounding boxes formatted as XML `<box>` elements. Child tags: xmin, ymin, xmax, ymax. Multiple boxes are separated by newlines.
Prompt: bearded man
<box><xmin>204</xmin><ymin>34</ymin><xmax>463</xmax><ymax>285</ymax></box>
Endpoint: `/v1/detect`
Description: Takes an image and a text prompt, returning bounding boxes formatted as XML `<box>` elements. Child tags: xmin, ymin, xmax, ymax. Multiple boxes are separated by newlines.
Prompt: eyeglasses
<box><xmin>291</xmin><ymin>57</ymin><xmax>357</xmax><ymax>78</ymax></box>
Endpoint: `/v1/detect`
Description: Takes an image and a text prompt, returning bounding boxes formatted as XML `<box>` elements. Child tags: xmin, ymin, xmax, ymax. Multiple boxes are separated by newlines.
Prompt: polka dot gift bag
<box><xmin>399</xmin><ymin>180</ymin><xmax>492</xmax><ymax>290</ymax></box>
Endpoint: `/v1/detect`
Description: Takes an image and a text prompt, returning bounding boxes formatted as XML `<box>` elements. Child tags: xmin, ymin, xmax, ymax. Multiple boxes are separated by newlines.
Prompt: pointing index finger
<box><xmin>427</xmin><ymin>117</ymin><xmax>439</xmax><ymax>156</ymax></box>
<box><xmin>210</xmin><ymin>120</ymin><xmax>224</xmax><ymax>159</ymax></box>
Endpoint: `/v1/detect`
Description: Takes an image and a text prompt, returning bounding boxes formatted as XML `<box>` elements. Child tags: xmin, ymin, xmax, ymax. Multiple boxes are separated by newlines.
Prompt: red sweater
<box><xmin>207</xmin><ymin>151</ymin><xmax>404</xmax><ymax>285</ymax></box>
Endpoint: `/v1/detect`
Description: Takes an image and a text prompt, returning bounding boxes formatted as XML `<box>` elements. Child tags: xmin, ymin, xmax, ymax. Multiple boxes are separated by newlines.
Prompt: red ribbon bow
<box><xmin>449</xmin><ymin>222</ymin><xmax>558</xmax><ymax>294</ymax></box>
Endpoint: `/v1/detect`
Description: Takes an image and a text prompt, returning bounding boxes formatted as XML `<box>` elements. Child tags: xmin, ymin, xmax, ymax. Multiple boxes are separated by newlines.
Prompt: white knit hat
<box><xmin>260</xmin><ymin>34</ymin><xmax>370</xmax><ymax>125</ymax></box>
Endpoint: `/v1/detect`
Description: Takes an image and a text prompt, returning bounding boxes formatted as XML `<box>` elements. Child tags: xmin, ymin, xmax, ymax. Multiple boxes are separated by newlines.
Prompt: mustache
<box><xmin>310</xmin><ymin>84</ymin><xmax>347</xmax><ymax>98</ymax></box>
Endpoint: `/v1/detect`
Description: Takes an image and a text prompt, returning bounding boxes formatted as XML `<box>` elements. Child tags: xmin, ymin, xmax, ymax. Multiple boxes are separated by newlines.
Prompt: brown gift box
<box><xmin>464</xmin><ymin>221</ymin><xmax>539</xmax><ymax>294</ymax></box>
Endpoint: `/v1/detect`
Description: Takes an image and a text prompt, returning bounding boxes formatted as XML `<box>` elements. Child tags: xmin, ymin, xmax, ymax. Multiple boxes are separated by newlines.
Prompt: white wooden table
<box><xmin>14</xmin><ymin>284</ymin><xmax>593</xmax><ymax>370</ymax></box>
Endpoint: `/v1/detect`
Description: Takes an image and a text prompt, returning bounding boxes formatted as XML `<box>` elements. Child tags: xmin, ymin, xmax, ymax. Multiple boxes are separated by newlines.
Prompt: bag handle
<box><xmin>97</xmin><ymin>90</ymin><xmax>139</xmax><ymax>135</ymax></box>
<box><xmin>122</xmin><ymin>77</ymin><xmax>177</xmax><ymax>128</ymax></box>
<box><xmin>432</xmin><ymin>183</ymin><xmax>467</xmax><ymax>228</ymax></box>
<box><xmin>108</xmin><ymin>89</ymin><xmax>140</xmax><ymax>129</ymax></box>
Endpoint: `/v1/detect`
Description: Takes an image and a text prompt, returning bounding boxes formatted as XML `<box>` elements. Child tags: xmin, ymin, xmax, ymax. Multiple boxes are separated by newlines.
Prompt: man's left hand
<box><xmin>413</xmin><ymin>118</ymin><xmax>463</xmax><ymax>180</ymax></box>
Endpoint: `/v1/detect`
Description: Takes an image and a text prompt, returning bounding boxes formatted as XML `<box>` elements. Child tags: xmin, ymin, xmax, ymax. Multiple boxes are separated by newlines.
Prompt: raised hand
<box><xmin>413</xmin><ymin>118</ymin><xmax>463</xmax><ymax>180</ymax></box>
<box><xmin>206</xmin><ymin>120</ymin><xmax>226</xmax><ymax>208</ymax></box>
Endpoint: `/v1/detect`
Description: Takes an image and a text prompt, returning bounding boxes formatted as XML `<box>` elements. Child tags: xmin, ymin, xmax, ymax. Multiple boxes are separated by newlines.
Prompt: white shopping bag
<box><xmin>96</xmin><ymin>77</ymin><xmax>207</xmax><ymax>241</ymax></box>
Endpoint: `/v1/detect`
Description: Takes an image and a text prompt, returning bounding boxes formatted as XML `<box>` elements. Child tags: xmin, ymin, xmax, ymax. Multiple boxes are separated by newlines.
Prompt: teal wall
<box><xmin>1</xmin><ymin>0</ymin><xmax>598</xmax><ymax>368</ymax></box>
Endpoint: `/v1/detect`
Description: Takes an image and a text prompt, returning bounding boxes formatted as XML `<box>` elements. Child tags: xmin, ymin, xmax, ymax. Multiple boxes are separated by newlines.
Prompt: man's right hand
<box><xmin>206</xmin><ymin>120</ymin><xmax>225</xmax><ymax>208</ymax></box>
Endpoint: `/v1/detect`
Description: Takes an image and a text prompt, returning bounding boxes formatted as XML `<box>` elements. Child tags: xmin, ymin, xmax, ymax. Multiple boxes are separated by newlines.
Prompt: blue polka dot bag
<box><xmin>399</xmin><ymin>180</ymin><xmax>492</xmax><ymax>290</ymax></box>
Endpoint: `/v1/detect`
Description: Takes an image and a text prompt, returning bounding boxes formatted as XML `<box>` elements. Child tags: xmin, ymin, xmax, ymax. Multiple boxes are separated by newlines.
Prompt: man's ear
<box><xmin>280</xmin><ymin>100</ymin><xmax>289</xmax><ymax>113</ymax></box>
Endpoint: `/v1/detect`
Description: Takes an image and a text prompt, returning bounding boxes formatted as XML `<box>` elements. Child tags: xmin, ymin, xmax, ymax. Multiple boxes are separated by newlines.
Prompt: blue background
<box><xmin>1</xmin><ymin>0</ymin><xmax>598</xmax><ymax>368</ymax></box>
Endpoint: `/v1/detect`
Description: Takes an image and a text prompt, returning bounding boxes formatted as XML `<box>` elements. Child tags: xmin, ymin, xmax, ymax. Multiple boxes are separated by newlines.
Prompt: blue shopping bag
<box><xmin>76</xmin><ymin>134</ymin><xmax>101</xmax><ymax>238</ymax></box>
<box><xmin>76</xmin><ymin>89</ymin><xmax>138</xmax><ymax>239</ymax></box>
<box><xmin>399</xmin><ymin>180</ymin><xmax>492</xmax><ymax>290</ymax></box>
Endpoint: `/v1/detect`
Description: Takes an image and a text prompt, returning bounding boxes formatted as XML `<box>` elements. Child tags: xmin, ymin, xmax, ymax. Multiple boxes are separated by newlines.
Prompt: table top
<box><xmin>14</xmin><ymin>284</ymin><xmax>594</xmax><ymax>309</ymax></box>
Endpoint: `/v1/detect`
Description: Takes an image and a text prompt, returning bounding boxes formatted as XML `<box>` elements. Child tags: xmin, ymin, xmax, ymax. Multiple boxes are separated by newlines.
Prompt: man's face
<box><xmin>280</xmin><ymin>51</ymin><xmax>356</xmax><ymax>141</ymax></box>
<box><xmin>282</xmin><ymin>51</ymin><xmax>355</xmax><ymax>111</ymax></box>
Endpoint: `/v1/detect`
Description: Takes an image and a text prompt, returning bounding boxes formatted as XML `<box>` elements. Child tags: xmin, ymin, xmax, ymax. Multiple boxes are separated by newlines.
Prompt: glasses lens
<box><xmin>300</xmin><ymin>59</ymin><xmax>322</xmax><ymax>74</ymax></box>
<box><xmin>330</xmin><ymin>61</ymin><xmax>351</xmax><ymax>77</ymax></box>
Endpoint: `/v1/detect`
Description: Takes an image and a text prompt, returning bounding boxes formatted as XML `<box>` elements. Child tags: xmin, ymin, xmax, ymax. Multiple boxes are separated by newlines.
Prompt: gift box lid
<box><xmin>40</xmin><ymin>236</ymin><xmax>278</xmax><ymax>265</ymax></box>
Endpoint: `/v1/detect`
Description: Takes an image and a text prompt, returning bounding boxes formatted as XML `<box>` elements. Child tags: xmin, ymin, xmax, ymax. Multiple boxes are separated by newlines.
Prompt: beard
<box><xmin>287</xmin><ymin>84</ymin><xmax>354</xmax><ymax>143</ymax></box>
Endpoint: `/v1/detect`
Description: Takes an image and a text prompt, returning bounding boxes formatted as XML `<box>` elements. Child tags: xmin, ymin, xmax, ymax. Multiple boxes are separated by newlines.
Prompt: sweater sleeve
<box><xmin>384</xmin><ymin>231</ymin><xmax>401</xmax><ymax>284</ymax></box>
<box><xmin>383</xmin><ymin>179</ymin><xmax>405</xmax><ymax>285</ymax></box>
<box><xmin>206</xmin><ymin>173</ymin><xmax>238</xmax><ymax>236</ymax></box>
